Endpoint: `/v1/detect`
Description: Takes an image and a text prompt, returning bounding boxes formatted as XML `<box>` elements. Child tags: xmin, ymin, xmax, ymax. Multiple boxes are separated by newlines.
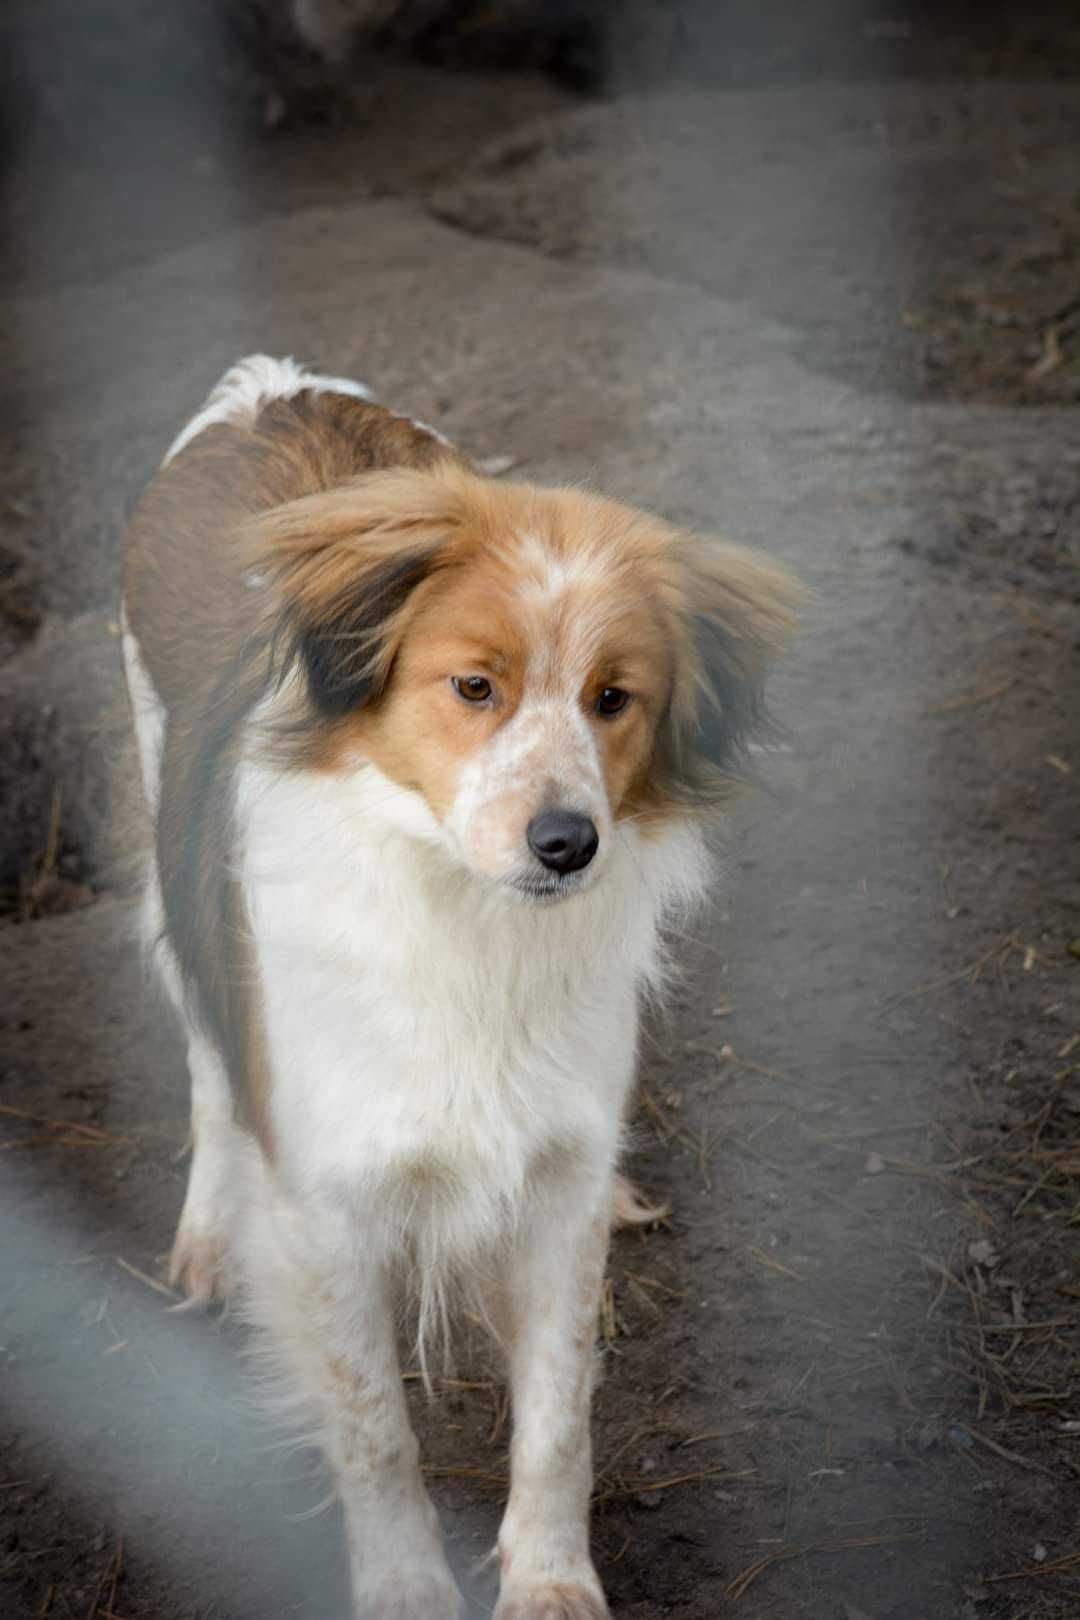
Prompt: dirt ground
<box><xmin>1</xmin><ymin>3</ymin><xmax>1079</xmax><ymax>1618</ymax></box>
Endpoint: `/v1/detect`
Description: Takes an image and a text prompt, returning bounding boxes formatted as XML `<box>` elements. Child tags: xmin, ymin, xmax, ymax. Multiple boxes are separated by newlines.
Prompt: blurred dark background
<box><xmin>5</xmin><ymin>1</ymin><xmax>1080</xmax><ymax>293</ymax></box>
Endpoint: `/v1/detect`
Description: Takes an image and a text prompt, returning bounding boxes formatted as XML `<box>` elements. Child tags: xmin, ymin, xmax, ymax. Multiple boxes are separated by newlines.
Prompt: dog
<box><xmin>121</xmin><ymin>355</ymin><xmax>796</xmax><ymax>1619</ymax></box>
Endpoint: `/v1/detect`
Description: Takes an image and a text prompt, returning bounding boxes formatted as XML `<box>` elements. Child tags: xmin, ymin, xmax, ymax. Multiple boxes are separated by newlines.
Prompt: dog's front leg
<box><xmin>494</xmin><ymin>1177</ymin><xmax>612</xmax><ymax>1620</ymax></box>
<box><xmin>244</xmin><ymin>1194</ymin><xmax>462</xmax><ymax>1620</ymax></box>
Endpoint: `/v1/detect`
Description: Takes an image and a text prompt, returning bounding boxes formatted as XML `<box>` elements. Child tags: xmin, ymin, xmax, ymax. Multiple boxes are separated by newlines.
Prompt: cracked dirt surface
<box><xmin>2</xmin><ymin>5</ymin><xmax>1079</xmax><ymax>1618</ymax></box>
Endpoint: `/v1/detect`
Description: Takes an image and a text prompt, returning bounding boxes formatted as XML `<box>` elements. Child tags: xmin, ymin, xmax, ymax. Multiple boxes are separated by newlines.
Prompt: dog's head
<box><xmin>249</xmin><ymin>460</ymin><xmax>798</xmax><ymax>900</ymax></box>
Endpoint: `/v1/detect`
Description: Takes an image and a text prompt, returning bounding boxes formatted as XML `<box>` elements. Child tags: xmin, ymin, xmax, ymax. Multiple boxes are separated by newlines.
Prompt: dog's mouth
<box><xmin>506</xmin><ymin>870</ymin><xmax>590</xmax><ymax>905</ymax></box>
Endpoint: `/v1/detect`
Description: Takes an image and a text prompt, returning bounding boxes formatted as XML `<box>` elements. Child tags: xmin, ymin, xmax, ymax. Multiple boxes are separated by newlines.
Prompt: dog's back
<box><xmin>124</xmin><ymin>357</ymin><xmax>453</xmax><ymax>717</ymax></box>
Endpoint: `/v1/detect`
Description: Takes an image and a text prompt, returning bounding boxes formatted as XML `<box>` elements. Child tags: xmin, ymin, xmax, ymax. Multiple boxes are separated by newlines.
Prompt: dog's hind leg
<box><xmin>123</xmin><ymin>609</ymin><xmax>240</xmax><ymax>1304</ymax></box>
<box><xmin>141</xmin><ymin>876</ymin><xmax>240</xmax><ymax>1306</ymax></box>
<box><xmin>167</xmin><ymin>1023</ymin><xmax>242</xmax><ymax>1304</ymax></box>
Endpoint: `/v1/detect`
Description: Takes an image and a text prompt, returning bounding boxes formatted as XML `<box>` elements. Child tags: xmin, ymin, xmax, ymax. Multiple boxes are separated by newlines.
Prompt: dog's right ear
<box><xmin>242</xmin><ymin>467</ymin><xmax>465</xmax><ymax>715</ymax></box>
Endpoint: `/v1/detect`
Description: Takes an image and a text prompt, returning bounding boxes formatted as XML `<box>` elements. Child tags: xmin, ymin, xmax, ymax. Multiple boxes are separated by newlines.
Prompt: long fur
<box><xmin>121</xmin><ymin>354</ymin><xmax>797</xmax><ymax>1620</ymax></box>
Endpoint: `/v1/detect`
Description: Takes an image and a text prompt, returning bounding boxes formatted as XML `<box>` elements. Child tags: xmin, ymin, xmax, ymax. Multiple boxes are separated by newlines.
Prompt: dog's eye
<box><xmin>452</xmin><ymin>675</ymin><xmax>493</xmax><ymax>704</ymax></box>
<box><xmin>596</xmin><ymin>686</ymin><xmax>631</xmax><ymax>717</ymax></box>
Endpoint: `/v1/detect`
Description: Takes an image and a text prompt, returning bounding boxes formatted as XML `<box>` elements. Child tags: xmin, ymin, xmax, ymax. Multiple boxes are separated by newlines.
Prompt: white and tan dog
<box><xmin>121</xmin><ymin>355</ymin><xmax>795</xmax><ymax>1619</ymax></box>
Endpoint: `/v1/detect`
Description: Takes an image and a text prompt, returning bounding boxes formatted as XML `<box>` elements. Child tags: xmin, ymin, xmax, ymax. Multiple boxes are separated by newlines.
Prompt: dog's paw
<box><xmin>168</xmin><ymin>1225</ymin><xmax>231</xmax><ymax>1305</ymax></box>
<box><xmin>495</xmin><ymin>1583</ymin><xmax>610</xmax><ymax>1620</ymax></box>
<box><xmin>355</xmin><ymin>1568</ymin><xmax>464</xmax><ymax>1619</ymax></box>
<box><xmin>612</xmin><ymin>1172</ymin><xmax>669</xmax><ymax>1229</ymax></box>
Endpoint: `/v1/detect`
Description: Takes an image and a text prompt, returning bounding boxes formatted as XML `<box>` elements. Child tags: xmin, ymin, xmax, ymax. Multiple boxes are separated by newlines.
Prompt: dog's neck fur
<box><xmin>240</xmin><ymin>746</ymin><xmax>708</xmax><ymax>1002</ymax></box>
<box><xmin>236</xmin><ymin>748</ymin><xmax>709</xmax><ymax>1191</ymax></box>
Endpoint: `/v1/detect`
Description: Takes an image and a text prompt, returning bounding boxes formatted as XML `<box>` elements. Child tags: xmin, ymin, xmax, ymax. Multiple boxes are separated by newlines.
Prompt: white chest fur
<box><xmin>237</xmin><ymin>758</ymin><xmax>707</xmax><ymax>1261</ymax></box>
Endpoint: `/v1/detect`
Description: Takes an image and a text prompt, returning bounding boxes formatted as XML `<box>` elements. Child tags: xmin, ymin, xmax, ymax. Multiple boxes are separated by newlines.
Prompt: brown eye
<box><xmin>453</xmin><ymin>675</ymin><xmax>493</xmax><ymax>704</ymax></box>
<box><xmin>596</xmin><ymin>686</ymin><xmax>631</xmax><ymax>717</ymax></box>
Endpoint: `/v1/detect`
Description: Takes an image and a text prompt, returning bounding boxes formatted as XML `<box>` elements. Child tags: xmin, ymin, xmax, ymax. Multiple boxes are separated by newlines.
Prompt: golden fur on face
<box><xmin>250</xmin><ymin>460</ymin><xmax>798</xmax><ymax>893</ymax></box>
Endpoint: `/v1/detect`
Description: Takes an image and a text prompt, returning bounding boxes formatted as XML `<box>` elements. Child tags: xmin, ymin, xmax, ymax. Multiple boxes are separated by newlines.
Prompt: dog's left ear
<box><xmin>662</xmin><ymin>535</ymin><xmax>800</xmax><ymax>796</ymax></box>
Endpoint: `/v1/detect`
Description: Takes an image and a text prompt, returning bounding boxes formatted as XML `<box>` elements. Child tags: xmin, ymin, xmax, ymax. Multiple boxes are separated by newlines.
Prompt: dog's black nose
<box><xmin>527</xmin><ymin>809</ymin><xmax>599</xmax><ymax>875</ymax></box>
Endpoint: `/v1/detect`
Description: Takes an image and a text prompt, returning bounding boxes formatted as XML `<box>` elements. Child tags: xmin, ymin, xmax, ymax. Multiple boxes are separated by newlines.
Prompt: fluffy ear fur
<box><xmin>242</xmin><ymin>466</ymin><xmax>467</xmax><ymax>715</ymax></box>
<box><xmin>659</xmin><ymin>535</ymin><xmax>800</xmax><ymax>802</ymax></box>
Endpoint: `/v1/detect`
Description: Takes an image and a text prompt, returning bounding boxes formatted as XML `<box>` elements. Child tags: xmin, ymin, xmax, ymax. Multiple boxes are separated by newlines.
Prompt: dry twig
<box><xmin>747</xmin><ymin>1246</ymin><xmax>805</xmax><ymax>1282</ymax></box>
<box><xmin>726</xmin><ymin>1529</ymin><xmax>923</xmax><ymax>1601</ymax></box>
<box><xmin>113</xmin><ymin>1256</ymin><xmax>179</xmax><ymax>1301</ymax></box>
